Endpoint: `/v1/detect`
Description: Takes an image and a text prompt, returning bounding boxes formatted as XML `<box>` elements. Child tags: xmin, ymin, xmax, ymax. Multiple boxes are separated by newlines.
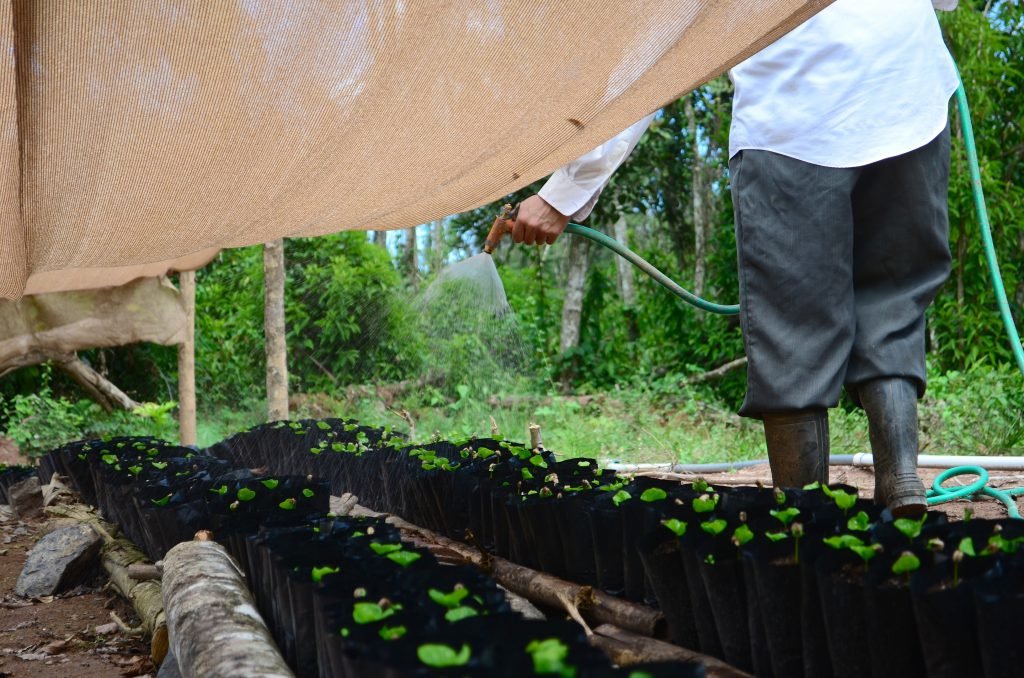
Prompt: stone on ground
<box><xmin>15</xmin><ymin>523</ymin><xmax>102</xmax><ymax>597</ymax></box>
<box><xmin>9</xmin><ymin>475</ymin><xmax>43</xmax><ymax>519</ymax></box>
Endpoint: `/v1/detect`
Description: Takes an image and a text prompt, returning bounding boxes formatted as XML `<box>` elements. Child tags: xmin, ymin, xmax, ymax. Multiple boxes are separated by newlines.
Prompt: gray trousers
<box><xmin>730</xmin><ymin>126</ymin><xmax>951</xmax><ymax>417</ymax></box>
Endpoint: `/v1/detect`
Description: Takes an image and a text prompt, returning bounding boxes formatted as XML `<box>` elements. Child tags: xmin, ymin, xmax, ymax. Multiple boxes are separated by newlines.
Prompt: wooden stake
<box><xmin>529</xmin><ymin>423</ymin><xmax>542</xmax><ymax>451</ymax></box>
<box><xmin>177</xmin><ymin>270</ymin><xmax>197</xmax><ymax>446</ymax></box>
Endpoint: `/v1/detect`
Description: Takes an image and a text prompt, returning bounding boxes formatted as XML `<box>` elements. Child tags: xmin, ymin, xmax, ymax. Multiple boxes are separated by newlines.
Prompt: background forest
<box><xmin>3</xmin><ymin>2</ymin><xmax>1022</xmax><ymax>463</ymax></box>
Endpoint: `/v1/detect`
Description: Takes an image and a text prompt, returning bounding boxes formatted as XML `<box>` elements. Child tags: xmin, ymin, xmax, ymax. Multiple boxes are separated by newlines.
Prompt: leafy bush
<box><xmin>0</xmin><ymin>366</ymin><xmax>180</xmax><ymax>457</ymax></box>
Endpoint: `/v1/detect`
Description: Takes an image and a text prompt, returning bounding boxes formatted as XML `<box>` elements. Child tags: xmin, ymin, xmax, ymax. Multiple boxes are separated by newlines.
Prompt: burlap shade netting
<box><xmin>0</xmin><ymin>0</ymin><xmax>830</xmax><ymax>300</ymax></box>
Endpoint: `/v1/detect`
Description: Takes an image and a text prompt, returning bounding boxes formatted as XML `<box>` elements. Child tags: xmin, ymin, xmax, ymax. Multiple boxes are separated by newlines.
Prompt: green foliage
<box><xmin>1</xmin><ymin>366</ymin><xmax>179</xmax><ymax>455</ymax></box>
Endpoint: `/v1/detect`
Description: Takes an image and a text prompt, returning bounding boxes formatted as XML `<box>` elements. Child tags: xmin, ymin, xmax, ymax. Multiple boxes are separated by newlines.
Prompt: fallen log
<box><xmin>162</xmin><ymin>539</ymin><xmax>293</xmax><ymax>678</ymax></box>
<box><xmin>590</xmin><ymin>624</ymin><xmax>752</xmax><ymax>678</ymax></box>
<box><xmin>346</xmin><ymin>501</ymin><xmax>666</xmax><ymax>639</ymax></box>
<box><xmin>46</xmin><ymin>503</ymin><xmax>168</xmax><ymax>664</ymax></box>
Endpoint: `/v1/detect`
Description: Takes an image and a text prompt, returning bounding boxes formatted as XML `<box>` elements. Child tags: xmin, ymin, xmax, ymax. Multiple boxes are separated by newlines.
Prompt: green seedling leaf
<box><xmin>311</xmin><ymin>566</ymin><xmax>339</xmax><ymax>583</ymax></box>
<box><xmin>211</xmin><ymin>485</ymin><xmax>228</xmax><ymax>496</ymax></box>
<box><xmin>444</xmin><ymin>606</ymin><xmax>479</xmax><ymax>622</ymax></box>
<box><xmin>128</xmin><ymin>465</ymin><xmax>142</xmax><ymax>476</ymax></box>
<box><xmin>302</xmin><ymin>488</ymin><xmax>315</xmax><ymax>498</ymax></box>
<box><xmin>379</xmin><ymin>625</ymin><xmax>407</xmax><ymax>640</ymax></box>
<box><xmin>278</xmin><ymin>497</ymin><xmax>296</xmax><ymax>510</ymax></box>
<box><xmin>428</xmin><ymin>587</ymin><xmax>469</xmax><ymax>609</ymax></box>
<box><xmin>529</xmin><ymin>454</ymin><xmax>549</xmax><ymax>468</ymax></box>
<box><xmin>850</xmin><ymin>544</ymin><xmax>880</xmax><ymax>563</ymax></box>
<box><xmin>640</xmin><ymin>488</ymin><xmax>668</xmax><ymax>503</ymax></box>
<box><xmin>770</xmin><ymin>507</ymin><xmax>801</xmax><ymax>527</ymax></box>
<box><xmin>628</xmin><ymin>672</ymin><xmax>655</xmax><ymax>678</ymax></box>
<box><xmin>732</xmin><ymin>524</ymin><xmax>754</xmax><ymax>547</ymax></box>
<box><xmin>893</xmin><ymin>516</ymin><xmax>925</xmax><ymax>541</ymax></box>
<box><xmin>150</xmin><ymin>461</ymin><xmax>168</xmax><ymax>470</ymax></box>
<box><xmin>766</xmin><ymin>531</ymin><xmax>788</xmax><ymax>542</ymax></box>
<box><xmin>260</xmin><ymin>479</ymin><xmax>279</xmax><ymax>490</ymax></box>
<box><xmin>692</xmin><ymin>494</ymin><xmax>718</xmax><ymax>513</ymax></box>
<box><xmin>612</xmin><ymin>490</ymin><xmax>632</xmax><ymax>507</ymax></box>
<box><xmin>521</xmin><ymin>468</ymin><xmax>534</xmax><ymax>481</ymax></box>
<box><xmin>316</xmin><ymin>420</ymin><xmax>331</xmax><ymax>430</ymax></box>
<box><xmin>891</xmin><ymin>551</ymin><xmax>921</xmax><ymax>575</ymax></box>
<box><xmin>151</xmin><ymin>494</ymin><xmax>172</xmax><ymax>507</ymax></box>
<box><xmin>774</xmin><ymin>488</ymin><xmax>787</xmax><ymax>505</ymax></box>
<box><xmin>660</xmin><ymin>518</ymin><xmax>687</xmax><ymax>537</ymax></box>
<box><xmin>847</xmin><ymin>511</ymin><xmax>871</xmax><ymax>532</ymax></box>
<box><xmin>102</xmin><ymin>454</ymin><xmax>118</xmax><ymax>465</ymax></box>
<box><xmin>237</xmin><ymin>488</ymin><xmax>256</xmax><ymax>502</ymax></box>
<box><xmin>692</xmin><ymin>479</ymin><xmax>710</xmax><ymax>493</ymax></box>
<box><xmin>352</xmin><ymin>602</ymin><xmax>397</xmax><ymax>624</ymax></box>
<box><xmin>370</xmin><ymin>543</ymin><xmax>403</xmax><ymax>555</ymax></box>
<box><xmin>417</xmin><ymin>643</ymin><xmax>471</xmax><ymax>668</ymax></box>
<box><xmin>959</xmin><ymin>537</ymin><xmax>976</xmax><ymax>557</ymax></box>
<box><xmin>525</xmin><ymin>637</ymin><xmax>572</xmax><ymax>676</ymax></box>
<box><xmin>831</xmin><ymin>489</ymin><xmax>858</xmax><ymax>512</ymax></box>
<box><xmin>823</xmin><ymin>534</ymin><xmax>865</xmax><ymax>550</ymax></box>
<box><xmin>340</xmin><ymin>627</ymin><xmax>350</xmax><ymax>638</ymax></box>
<box><xmin>387</xmin><ymin>550</ymin><xmax>422</xmax><ymax>567</ymax></box>
<box><xmin>700</xmin><ymin>519</ymin><xmax>728</xmax><ymax>536</ymax></box>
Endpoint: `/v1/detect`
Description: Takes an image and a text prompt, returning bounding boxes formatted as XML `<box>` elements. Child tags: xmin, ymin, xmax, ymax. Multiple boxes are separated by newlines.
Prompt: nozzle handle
<box><xmin>483</xmin><ymin>203</ymin><xmax>518</xmax><ymax>254</ymax></box>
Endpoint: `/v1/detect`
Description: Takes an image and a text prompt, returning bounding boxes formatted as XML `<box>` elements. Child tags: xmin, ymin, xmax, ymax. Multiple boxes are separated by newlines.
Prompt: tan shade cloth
<box><xmin>0</xmin><ymin>276</ymin><xmax>186</xmax><ymax>376</ymax></box>
<box><xmin>0</xmin><ymin>0</ymin><xmax>831</xmax><ymax>299</ymax></box>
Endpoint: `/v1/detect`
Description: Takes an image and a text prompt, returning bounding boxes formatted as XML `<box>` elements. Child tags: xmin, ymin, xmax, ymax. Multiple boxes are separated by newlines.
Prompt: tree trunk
<box><xmin>46</xmin><ymin>504</ymin><xmax>168</xmax><ymax>665</ymax></box>
<box><xmin>56</xmin><ymin>354</ymin><xmax>140</xmax><ymax>411</ymax></box>
<box><xmin>404</xmin><ymin>226</ymin><xmax>419</xmax><ymax>284</ymax></box>
<box><xmin>263</xmin><ymin>239</ymin><xmax>289</xmax><ymax>421</ymax></box>
<box><xmin>612</xmin><ymin>213</ymin><xmax>639</xmax><ymax>341</ymax></box>
<box><xmin>177</xmin><ymin>271</ymin><xmax>197</xmax><ymax>446</ymax></box>
<box><xmin>162</xmin><ymin>539</ymin><xmax>292</xmax><ymax>678</ymax></box>
<box><xmin>559</xmin><ymin>235</ymin><xmax>590</xmax><ymax>392</ymax></box>
<box><xmin>431</xmin><ymin>219</ymin><xmax>447</xmax><ymax>272</ymax></box>
<box><xmin>372</xmin><ymin>229</ymin><xmax>388</xmax><ymax>249</ymax></box>
<box><xmin>685</xmin><ymin>94</ymin><xmax>708</xmax><ymax>302</ymax></box>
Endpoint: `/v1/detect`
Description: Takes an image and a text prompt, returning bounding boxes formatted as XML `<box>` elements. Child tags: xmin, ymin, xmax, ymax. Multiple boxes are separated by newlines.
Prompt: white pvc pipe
<box><xmin>605</xmin><ymin>454</ymin><xmax>1024</xmax><ymax>474</ymax></box>
<box><xmin>833</xmin><ymin>453</ymin><xmax>1024</xmax><ymax>471</ymax></box>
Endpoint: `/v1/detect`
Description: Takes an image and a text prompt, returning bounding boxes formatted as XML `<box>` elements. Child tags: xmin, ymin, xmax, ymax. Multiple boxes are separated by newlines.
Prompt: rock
<box><xmin>9</xmin><ymin>475</ymin><xmax>43</xmax><ymax>519</ymax></box>
<box><xmin>15</xmin><ymin>524</ymin><xmax>102</xmax><ymax>597</ymax></box>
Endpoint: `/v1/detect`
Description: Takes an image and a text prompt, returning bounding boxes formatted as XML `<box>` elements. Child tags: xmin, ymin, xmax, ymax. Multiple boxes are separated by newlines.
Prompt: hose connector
<box><xmin>483</xmin><ymin>203</ymin><xmax>517</xmax><ymax>254</ymax></box>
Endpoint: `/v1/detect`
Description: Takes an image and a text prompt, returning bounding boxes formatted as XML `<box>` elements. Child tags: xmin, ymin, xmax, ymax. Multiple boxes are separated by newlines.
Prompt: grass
<box><xmin>192</xmin><ymin>364</ymin><xmax>1023</xmax><ymax>464</ymax></box>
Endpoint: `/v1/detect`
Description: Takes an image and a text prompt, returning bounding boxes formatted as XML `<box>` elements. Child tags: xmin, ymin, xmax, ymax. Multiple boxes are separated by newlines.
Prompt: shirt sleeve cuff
<box><xmin>537</xmin><ymin>169</ymin><xmax>600</xmax><ymax>217</ymax></box>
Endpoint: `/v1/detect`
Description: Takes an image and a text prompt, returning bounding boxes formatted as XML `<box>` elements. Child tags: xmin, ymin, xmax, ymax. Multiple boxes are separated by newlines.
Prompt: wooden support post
<box><xmin>263</xmin><ymin>239</ymin><xmax>289</xmax><ymax>421</ymax></box>
<box><xmin>177</xmin><ymin>271</ymin><xmax>197</xmax><ymax>446</ymax></box>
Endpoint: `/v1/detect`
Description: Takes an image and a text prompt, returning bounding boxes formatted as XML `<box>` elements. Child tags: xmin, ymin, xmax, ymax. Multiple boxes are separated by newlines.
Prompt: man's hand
<box><xmin>511</xmin><ymin>195</ymin><xmax>570</xmax><ymax>245</ymax></box>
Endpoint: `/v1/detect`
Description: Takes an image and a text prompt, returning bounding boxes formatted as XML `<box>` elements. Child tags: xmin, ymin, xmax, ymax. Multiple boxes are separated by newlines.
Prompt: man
<box><xmin>508</xmin><ymin>0</ymin><xmax>959</xmax><ymax>516</ymax></box>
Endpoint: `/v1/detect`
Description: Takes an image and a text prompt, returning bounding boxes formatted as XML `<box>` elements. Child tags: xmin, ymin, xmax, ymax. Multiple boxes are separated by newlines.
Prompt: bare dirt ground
<box><xmin>0</xmin><ymin>511</ymin><xmax>154</xmax><ymax>678</ymax></box>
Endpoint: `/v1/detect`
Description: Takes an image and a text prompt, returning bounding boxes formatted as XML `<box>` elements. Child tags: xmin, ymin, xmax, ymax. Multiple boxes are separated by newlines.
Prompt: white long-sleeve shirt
<box><xmin>539</xmin><ymin>0</ymin><xmax>958</xmax><ymax>219</ymax></box>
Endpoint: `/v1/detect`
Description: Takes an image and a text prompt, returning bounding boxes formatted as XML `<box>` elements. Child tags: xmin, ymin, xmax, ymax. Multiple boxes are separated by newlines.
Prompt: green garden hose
<box><xmin>565</xmin><ymin>80</ymin><xmax>1023</xmax><ymax>381</ymax></box>
<box><xmin>564</xmin><ymin>74</ymin><xmax>1024</xmax><ymax>516</ymax></box>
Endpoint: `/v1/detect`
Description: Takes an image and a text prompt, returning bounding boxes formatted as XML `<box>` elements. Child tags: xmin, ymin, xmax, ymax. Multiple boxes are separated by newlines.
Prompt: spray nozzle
<box><xmin>483</xmin><ymin>203</ymin><xmax>518</xmax><ymax>254</ymax></box>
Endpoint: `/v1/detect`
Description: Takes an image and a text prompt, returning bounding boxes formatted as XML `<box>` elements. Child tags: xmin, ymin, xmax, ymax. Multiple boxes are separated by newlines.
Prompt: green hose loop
<box><xmin>564</xmin><ymin>222</ymin><xmax>740</xmax><ymax>315</ymax></box>
<box><xmin>927</xmin><ymin>465</ymin><xmax>1024</xmax><ymax>519</ymax></box>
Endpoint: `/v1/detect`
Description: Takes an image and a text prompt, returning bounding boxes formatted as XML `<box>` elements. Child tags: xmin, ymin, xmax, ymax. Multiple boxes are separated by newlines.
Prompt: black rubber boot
<box><xmin>762</xmin><ymin>409</ymin><xmax>830</xmax><ymax>488</ymax></box>
<box><xmin>858</xmin><ymin>377</ymin><xmax>927</xmax><ymax>518</ymax></box>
